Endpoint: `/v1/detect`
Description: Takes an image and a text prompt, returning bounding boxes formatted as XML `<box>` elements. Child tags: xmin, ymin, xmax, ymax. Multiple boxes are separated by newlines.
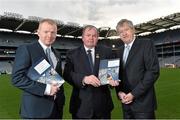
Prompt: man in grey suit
<box><xmin>115</xmin><ymin>19</ymin><xmax>160</xmax><ymax>119</ymax></box>
<box><xmin>63</xmin><ymin>25</ymin><xmax>119</xmax><ymax>119</ymax></box>
<box><xmin>11</xmin><ymin>19</ymin><xmax>65</xmax><ymax>119</ymax></box>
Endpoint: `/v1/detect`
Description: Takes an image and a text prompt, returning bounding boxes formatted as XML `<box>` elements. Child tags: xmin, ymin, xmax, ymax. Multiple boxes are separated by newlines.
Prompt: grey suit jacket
<box><xmin>12</xmin><ymin>42</ymin><xmax>65</xmax><ymax>118</ymax></box>
<box><xmin>116</xmin><ymin>38</ymin><xmax>160</xmax><ymax>112</ymax></box>
<box><xmin>63</xmin><ymin>45</ymin><xmax>114</xmax><ymax>118</ymax></box>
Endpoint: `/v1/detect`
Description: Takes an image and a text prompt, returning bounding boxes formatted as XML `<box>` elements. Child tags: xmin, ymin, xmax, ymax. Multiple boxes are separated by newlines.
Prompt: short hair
<box><xmin>38</xmin><ymin>18</ymin><xmax>57</xmax><ymax>29</ymax></box>
<box><xmin>82</xmin><ymin>25</ymin><xmax>99</xmax><ymax>36</ymax></box>
<box><xmin>116</xmin><ymin>19</ymin><xmax>134</xmax><ymax>31</ymax></box>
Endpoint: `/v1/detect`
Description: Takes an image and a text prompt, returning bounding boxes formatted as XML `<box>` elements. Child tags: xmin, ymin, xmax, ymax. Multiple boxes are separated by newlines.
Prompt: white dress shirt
<box><xmin>38</xmin><ymin>40</ymin><xmax>57</xmax><ymax>96</ymax></box>
<box><xmin>84</xmin><ymin>45</ymin><xmax>95</xmax><ymax>65</ymax></box>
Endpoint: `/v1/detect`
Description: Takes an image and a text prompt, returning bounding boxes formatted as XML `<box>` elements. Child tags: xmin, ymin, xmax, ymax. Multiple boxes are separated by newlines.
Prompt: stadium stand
<box><xmin>0</xmin><ymin>12</ymin><xmax>180</xmax><ymax>74</ymax></box>
<box><xmin>0</xmin><ymin>61</ymin><xmax>13</xmax><ymax>74</ymax></box>
<box><xmin>140</xmin><ymin>28</ymin><xmax>180</xmax><ymax>67</ymax></box>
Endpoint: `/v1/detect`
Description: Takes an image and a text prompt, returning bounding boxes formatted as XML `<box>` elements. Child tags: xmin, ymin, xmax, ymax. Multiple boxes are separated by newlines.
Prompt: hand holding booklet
<box><xmin>27</xmin><ymin>58</ymin><xmax>65</xmax><ymax>87</ymax></box>
<box><xmin>98</xmin><ymin>58</ymin><xmax>120</xmax><ymax>85</ymax></box>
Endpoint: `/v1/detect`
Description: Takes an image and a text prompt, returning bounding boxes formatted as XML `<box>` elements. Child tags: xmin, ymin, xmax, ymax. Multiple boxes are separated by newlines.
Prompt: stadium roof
<box><xmin>1</xmin><ymin>12</ymin><xmax>180</xmax><ymax>38</ymax></box>
<box><xmin>135</xmin><ymin>12</ymin><xmax>180</xmax><ymax>35</ymax></box>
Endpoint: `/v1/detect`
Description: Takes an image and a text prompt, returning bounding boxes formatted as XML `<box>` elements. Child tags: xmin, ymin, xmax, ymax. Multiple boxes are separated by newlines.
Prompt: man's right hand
<box><xmin>83</xmin><ymin>75</ymin><xmax>101</xmax><ymax>87</ymax></box>
<box><xmin>109</xmin><ymin>80</ymin><xmax>119</xmax><ymax>86</ymax></box>
<box><xmin>50</xmin><ymin>83</ymin><xmax>60</xmax><ymax>96</ymax></box>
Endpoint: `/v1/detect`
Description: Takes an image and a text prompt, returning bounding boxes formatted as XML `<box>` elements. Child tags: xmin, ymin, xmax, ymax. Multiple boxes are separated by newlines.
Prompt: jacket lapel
<box><xmin>80</xmin><ymin>46</ymin><xmax>93</xmax><ymax>74</ymax></box>
<box><xmin>36</xmin><ymin>42</ymin><xmax>48</xmax><ymax>60</ymax></box>
<box><xmin>36</xmin><ymin>42</ymin><xmax>61</xmax><ymax>73</ymax></box>
<box><xmin>51</xmin><ymin>47</ymin><xmax>60</xmax><ymax>63</ymax></box>
<box><xmin>126</xmin><ymin>39</ymin><xmax>139</xmax><ymax>66</ymax></box>
<box><xmin>118</xmin><ymin>46</ymin><xmax>124</xmax><ymax>67</ymax></box>
<box><xmin>93</xmin><ymin>46</ymin><xmax>101</xmax><ymax>75</ymax></box>
<box><xmin>51</xmin><ymin>47</ymin><xmax>61</xmax><ymax>70</ymax></box>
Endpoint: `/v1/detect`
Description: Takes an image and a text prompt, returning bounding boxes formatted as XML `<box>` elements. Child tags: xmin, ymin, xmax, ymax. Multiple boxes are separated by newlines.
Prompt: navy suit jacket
<box><xmin>63</xmin><ymin>45</ymin><xmax>114</xmax><ymax>118</ymax></box>
<box><xmin>116</xmin><ymin>38</ymin><xmax>160</xmax><ymax>112</ymax></box>
<box><xmin>12</xmin><ymin>42</ymin><xmax>65</xmax><ymax>118</ymax></box>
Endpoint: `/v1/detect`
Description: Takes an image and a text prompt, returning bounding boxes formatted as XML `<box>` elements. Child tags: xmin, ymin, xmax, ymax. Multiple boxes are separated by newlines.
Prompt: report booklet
<box><xmin>98</xmin><ymin>58</ymin><xmax>120</xmax><ymax>85</ymax></box>
<box><xmin>27</xmin><ymin>58</ymin><xmax>64</xmax><ymax>87</ymax></box>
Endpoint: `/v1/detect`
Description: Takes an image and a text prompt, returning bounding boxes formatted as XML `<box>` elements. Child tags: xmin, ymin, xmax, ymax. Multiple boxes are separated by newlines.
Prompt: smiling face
<box><xmin>117</xmin><ymin>22</ymin><xmax>135</xmax><ymax>44</ymax></box>
<box><xmin>116</xmin><ymin>19</ymin><xmax>135</xmax><ymax>44</ymax></box>
<box><xmin>37</xmin><ymin>20</ymin><xmax>57</xmax><ymax>47</ymax></box>
<box><xmin>82</xmin><ymin>26</ymin><xmax>99</xmax><ymax>49</ymax></box>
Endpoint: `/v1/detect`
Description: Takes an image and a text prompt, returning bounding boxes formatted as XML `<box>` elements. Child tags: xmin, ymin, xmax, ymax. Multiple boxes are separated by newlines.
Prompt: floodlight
<box><xmin>67</xmin><ymin>22</ymin><xmax>80</xmax><ymax>27</ymax></box>
<box><xmin>28</xmin><ymin>16</ymin><xmax>43</xmax><ymax>21</ymax></box>
<box><xmin>3</xmin><ymin>12</ymin><xmax>23</xmax><ymax>19</ymax></box>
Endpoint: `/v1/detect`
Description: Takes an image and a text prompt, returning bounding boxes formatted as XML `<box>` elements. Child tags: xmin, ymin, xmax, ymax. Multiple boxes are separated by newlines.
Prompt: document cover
<box><xmin>27</xmin><ymin>58</ymin><xmax>65</xmax><ymax>87</ymax></box>
<box><xmin>98</xmin><ymin>58</ymin><xmax>120</xmax><ymax>85</ymax></box>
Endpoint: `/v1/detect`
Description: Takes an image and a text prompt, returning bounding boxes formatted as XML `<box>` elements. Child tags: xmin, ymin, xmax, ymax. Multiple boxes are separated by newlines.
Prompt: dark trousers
<box><xmin>72</xmin><ymin>111</ymin><xmax>111</xmax><ymax>119</ymax></box>
<box><xmin>48</xmin><ymin>103</ymin><xmax>63</xmax><ymax>119</ymax></box>
<box><xmin>22</xmin><ymin>103</ymin><xmax>63</xmax><ymax>119</ymax></box>
<box><xmin>123</xmin><ymin>108</ymin><xmax>155</xmax><ymax>119</ymax></box>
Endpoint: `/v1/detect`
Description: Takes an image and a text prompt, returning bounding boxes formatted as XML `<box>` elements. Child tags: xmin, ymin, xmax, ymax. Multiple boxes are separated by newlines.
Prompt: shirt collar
<box><xmin>38</xmin><ymin>40</ymin><xmax>51</xmax><ymax>52</ymax></box>
<box><xmin>84</xmin><ymin>45</ymin><xmax>95</xmax><ymax>53</ymax></box>
<box><xmin>124</xmin><ymin>36</ymin><xmax>136</xmax><ymax>49</ymax></box>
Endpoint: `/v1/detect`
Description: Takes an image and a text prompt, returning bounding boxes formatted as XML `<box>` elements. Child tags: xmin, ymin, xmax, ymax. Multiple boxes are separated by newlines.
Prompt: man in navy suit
<box><xmin>63</xmin><ymin>25</ymin><xmax>119</xmax><ymax>119</ymax></box>
<box><xmin>12</xmin><ymin>19</ymin><xmax>65</xmax><ymax>119</ymax></box>
<box><xmin>115</xmin><ymin>19</ymin><xmax>160</xmax><ymax>119</ymax></box>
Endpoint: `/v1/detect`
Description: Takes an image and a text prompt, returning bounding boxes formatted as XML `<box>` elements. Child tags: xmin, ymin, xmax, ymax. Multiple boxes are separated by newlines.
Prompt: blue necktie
<box><xmin>87</xmin><ymin>49</ymin><xmax>93</xmax><ymax>72</ymax></box>
<box><xmin>123</xmin><ymin>45</ymin><xmax>130</xmax><ymax>67</ymax></box>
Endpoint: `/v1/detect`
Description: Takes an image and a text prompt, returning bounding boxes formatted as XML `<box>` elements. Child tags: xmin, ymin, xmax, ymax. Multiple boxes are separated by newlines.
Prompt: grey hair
<box><xmin>82</xmin><ymin>25</ymin><xmax>99</xmax><ymax>36</ymax></box>
<box><xmin>116</xmin><ymin>19</ymin><xmax>134</xmax><ymax>31</ymax></box>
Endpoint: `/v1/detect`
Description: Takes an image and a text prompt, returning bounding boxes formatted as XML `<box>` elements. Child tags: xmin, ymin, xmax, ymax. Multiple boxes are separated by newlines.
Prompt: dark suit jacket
<box><xmin>12</xmin><ymin>42</ymin><xmax>65</xmax><ymax>118</ymax></box>
<box><xmin>116</xmin><ymin>38</ymin><xmax>160</xmax><ymax>112</ymax></box>
<box><xmin>63</xmin><ymin>45</ymin><xmax>114</xmax><ymax>118</ymax></box>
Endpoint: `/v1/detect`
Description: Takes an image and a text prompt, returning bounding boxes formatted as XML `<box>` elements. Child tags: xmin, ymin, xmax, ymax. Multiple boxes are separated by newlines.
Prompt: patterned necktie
<box><xmin>123</xmin><ymin>45</ymin><xmax>130</xmax><ymax>67</ymax></box>
<box><xmin>46</xmin><ymin>48</ymin><xmax>56</xmax><ymax>99</ymax></box>
<box><xmin>46</xmin><ymin>48</ymin><xmax>54</xmax><ymax>68</ymax></box>
<box><xmin>87</xmin><ymin>49</ymin><xmax>93</xmax><ymax>72</ymax></box>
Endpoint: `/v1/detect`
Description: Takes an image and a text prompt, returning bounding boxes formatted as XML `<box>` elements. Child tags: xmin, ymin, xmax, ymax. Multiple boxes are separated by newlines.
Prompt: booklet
<box><xmin>27</xmin><ymin>58</ymin><xmax>65</xmax><ymax>87</ymax></box>
<box><xmin>98</xmin><ymin>58</ymin><xmax>120</xmax><ymax>85</ymax></box>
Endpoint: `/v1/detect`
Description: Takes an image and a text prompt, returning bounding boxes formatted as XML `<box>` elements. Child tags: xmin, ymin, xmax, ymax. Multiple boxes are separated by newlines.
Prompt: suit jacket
<box><xmin>12</xmin><ymin>42</ymin><xmax>65</xmax><ymax>118</ymax></box>
<box><xmin>63</xmin><ymin>45</ymin><xmax>114</xmax><ymax>118</ymax></box>
<box><xmin>116</xmin><ymin>38</ymin><xmax>160</xmax><ymax>112</ymax></box>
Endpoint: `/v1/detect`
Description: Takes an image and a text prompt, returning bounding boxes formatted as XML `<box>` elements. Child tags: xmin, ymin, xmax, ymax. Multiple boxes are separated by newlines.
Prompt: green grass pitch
<box><xmin>0</xmin><ymin>68</ymin><xmax>180</xmax><ymax>119</ymax></box>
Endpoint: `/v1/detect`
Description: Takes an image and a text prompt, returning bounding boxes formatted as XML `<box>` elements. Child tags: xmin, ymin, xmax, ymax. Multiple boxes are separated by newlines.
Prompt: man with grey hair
<box><xmin>115</xmin><ymin>19</ymin><xmax>160</xmax><ymax>119</ymax></box>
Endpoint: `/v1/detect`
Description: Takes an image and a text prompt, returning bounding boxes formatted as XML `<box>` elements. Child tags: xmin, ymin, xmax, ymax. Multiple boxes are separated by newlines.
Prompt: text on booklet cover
<box><xmin>27</xmin><ymin>58</ymin><xmax>64</xmax><ymax>87</ymax></box>
<box><xmin>98</xmin><ymin>58</ymin><xmax>120</xmax><ymax>85</ymax></box>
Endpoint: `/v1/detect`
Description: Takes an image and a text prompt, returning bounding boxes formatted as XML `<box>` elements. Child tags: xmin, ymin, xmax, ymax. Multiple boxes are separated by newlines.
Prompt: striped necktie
<box><xmin>123</xmin><ymin>45</ymin><xmax>130</xmax><ymax>67</ymax></box>
<box><xmin>46</xmin><ymin>48</ymin><xmax>54</xmax><ymax>68</ymax></box>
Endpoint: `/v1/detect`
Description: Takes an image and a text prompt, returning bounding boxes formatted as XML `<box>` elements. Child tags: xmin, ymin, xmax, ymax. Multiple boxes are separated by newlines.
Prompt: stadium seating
<box><xmin>0</xmin><ymin>61</ymin><xmax>13</xmax><ymax>74</ymax></box>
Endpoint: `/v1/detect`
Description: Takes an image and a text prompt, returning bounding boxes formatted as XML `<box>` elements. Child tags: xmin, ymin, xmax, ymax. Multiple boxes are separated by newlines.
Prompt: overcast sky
<box><xmin>0</xmin><ymin>0</ymin><xmax>180</xmax><ymax>29</ymax></box>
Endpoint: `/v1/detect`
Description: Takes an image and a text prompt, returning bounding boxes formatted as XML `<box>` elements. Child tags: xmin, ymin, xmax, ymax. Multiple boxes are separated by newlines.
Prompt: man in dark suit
<box><xmin>63</xmin><ymin>25</ymin><xmax>119</xmax><ymax>119</ymax></box>
<box><xmin>11</xmin><ymin>19</ymin><xmax>65</xmax><ymax>119</ymax></box>
<box><xmin>115</xmin><ymin>19</ymin><xmax>160</xmax><ymax>119</ymax></box>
